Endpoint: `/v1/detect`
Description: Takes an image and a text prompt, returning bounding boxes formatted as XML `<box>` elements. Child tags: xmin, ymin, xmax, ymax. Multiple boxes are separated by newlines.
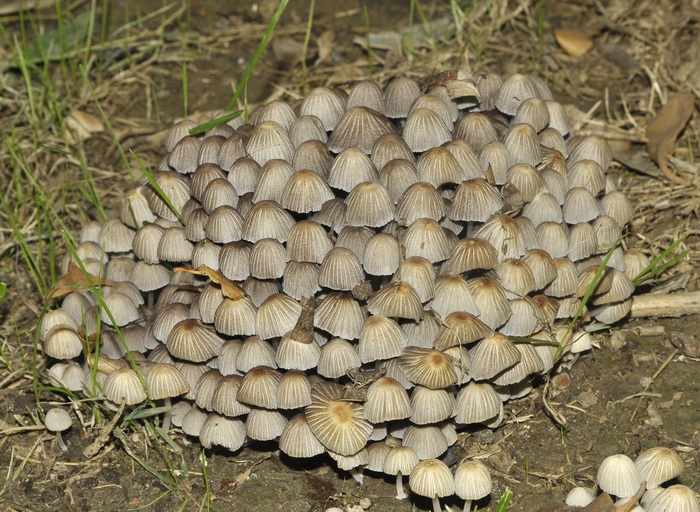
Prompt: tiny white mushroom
<box><xmin>45</xmin><ymin>408</ymin><xmax>73</xmax><ymax>452</ymax></box>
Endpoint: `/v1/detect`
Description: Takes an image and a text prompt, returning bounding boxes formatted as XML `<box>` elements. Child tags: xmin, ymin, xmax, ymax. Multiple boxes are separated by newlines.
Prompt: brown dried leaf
<box><xmin>315</xmin><ymin>29</ymin><xmax>335</xmax><ymax>66</ymax></box>
<box><xmin>646</xmin><ymin>93</ymin><xmax>695</xmax><ymax>184</ymax></box>
<box><xmin>554</xmin><ymin>29</ymin><xmax>594</xmax><ymax>57</ymax></box>
<box><xmin>288</xmin><ymin>297</ymin><xmax>319</xmax><ymax>344</ymax></box>
<box><xmin>64</xmin><ymin>109</ymin><xmax>104</xmax><ymax>144</ymax></box>
<box><xmin>45</xmin><ymin>262</ymin><xmax>116</xmax><ymax>299</ymax></box>
<box><xmin>174</xmin><ymin>265</ymin><xmax>245</xmax><ymax>300</ymax></box>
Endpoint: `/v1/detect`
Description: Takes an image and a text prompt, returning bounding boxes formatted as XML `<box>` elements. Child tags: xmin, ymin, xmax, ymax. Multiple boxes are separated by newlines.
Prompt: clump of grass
<box><xmin>632</xmin><ymin>235</ymin><xmax>688</xmax><ymax>287</ymax></box>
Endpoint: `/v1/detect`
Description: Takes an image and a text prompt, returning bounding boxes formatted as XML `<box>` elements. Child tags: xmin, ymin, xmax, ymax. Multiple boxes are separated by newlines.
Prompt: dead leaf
<box><xmin>287</xmin><ymin>297</ymin><xmax>319</xmax><ymax>344</ymax></box>
<box><xmin>174</xmin><ymin>265</ymin><xmax>246</xmax><ymax>300</ymax></box>
<box><xmin>315</xmin><ymin>30</ymin><xmax>335</xmax><ymax>66</ymax></box>
<box><xmin>64</xmin><ymin>109</ymin><xmax>104</xmax><ymax>144</ymax></box>
<box><xmin>45</xmin><ymin>262</ymin><xmax>116</xmax><ymax>299</ymax></box>
<box><xmin>554</xmin><ymin>29</ymin><xmax>594</xmax><ymax>57</ymax></box>
<box><xmin>536</xmin><ymin>484</ymin><xmax>645</xmax><ymax>512</ymax></box>
<box><xmin>646</xmin><ymin>93</ymin><xmax>696</xmax><ymax>185</ymax></box>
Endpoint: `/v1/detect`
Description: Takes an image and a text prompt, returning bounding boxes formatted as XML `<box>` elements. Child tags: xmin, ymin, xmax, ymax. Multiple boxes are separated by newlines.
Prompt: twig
<box><xmin>83</xmin><ymin>402</ymin><xmax>125</xmax><ymax>458</ymax></box>
<box><xmin>630</xmin><ymin>349</ymin><xmax>678</xmax><ymax>421</ymax></box>
<box><xmin>631</xmin><ymin>292</ymin><xmax>700</xmax><ymax>318</ymax></box>
<box><xmin>0</xmin><ymin>425</ymin><xmax>46</xmax><ymax>435</ymax></box>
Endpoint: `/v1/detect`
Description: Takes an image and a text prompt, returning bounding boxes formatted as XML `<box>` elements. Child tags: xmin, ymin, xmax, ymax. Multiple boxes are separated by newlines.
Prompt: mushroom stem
<box><xmin>463</xmin><ymin>499</ymin><xmax>472</xmax><ymax>512</ymax></box>
<box><xmin>56</xmin><ymin>431</ymin><xmax>68</xmax><ymax>453</ymax></box>
<box><xmin>162</xmin><ymin>397</ymin><xmax>172</xmax><ymax>432</ymax></box>
<box><xmin>431</xmin><ymin>496</ymin><xmax>441</xmax><ymax>512</ymax></box>
<box><xmin>349</xmin><ymin>467</ymin><xmax>364</xmax><ymax>485</ymax></box>
<box><xmin>395</xmin><ymin>472</ymin><xmax>407</xmax><ymax>500</ymax></box>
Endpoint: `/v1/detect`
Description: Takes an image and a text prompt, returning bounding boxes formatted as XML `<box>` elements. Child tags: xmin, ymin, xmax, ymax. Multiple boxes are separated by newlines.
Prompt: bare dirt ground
<box><xmin>1</xmin><ymin>1</ymin><xmax>699</xmax><ymax>511</ymax></box>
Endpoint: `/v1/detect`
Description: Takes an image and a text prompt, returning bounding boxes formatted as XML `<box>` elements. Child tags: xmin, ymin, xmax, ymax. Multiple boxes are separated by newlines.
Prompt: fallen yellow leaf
<box><xmin>554</xmin><ymin>29</ymin><xmax>593</xmax><ymax>57</ymax></box>
<box><xmin>174</xmin><ymin>265</ymin><xmax>246</xmax><ymax>300</ymax></box>
<box><xmin>64</xmin><ymin>109</ymin><xmax>104</xmax><ymax>144</ymax></box>
<box><xmin>45</xmin><ymin>262</ymin><xmax>116</xmax><ymax>299</ymax></box>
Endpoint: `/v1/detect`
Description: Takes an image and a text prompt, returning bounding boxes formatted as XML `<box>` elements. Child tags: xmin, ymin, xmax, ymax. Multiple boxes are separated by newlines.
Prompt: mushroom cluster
<box><xmin>562</xmin><ymin>447</ymin><xmax>699</xmax><ymax>512</ymax></box>
<box><xmin>42</xmin><ymin>70</ymin><xmax>644</xmax><ymax>500</ymax></box>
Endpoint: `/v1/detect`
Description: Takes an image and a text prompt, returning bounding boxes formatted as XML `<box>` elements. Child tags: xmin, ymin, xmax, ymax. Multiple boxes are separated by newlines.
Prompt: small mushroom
<box><xmin>45</xmin><ymin>408</ymin><xmax>72</xmax><ymax>452</ymax></box>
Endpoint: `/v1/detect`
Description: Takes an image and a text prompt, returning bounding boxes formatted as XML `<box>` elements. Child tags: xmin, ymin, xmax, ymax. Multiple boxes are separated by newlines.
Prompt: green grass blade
<box><xmin>633</xmin><ymin>234</ymin><xmax>688</xmax><ymax>286</ymax></box>
<box><xmin>361</xmin><ymin>0</ymin><xmax>373</xmax><ymax>74</ymax></box>
<box><xmin>130</xmin><ymin>150</ymin><xmax>186</xmax><ymax>226</ymax></box>
<box><xmin>189</xmin><ymin>0</ymin><xmax>289</xmax><ymax>135</ymax></box>
<box><xmin>494</xmin><ymin>488</ymin><xmax>513</xmax><ymax>511</ymax></box>
<box><xmin>555</xmin><ymin>238</ymin><xmax>620</xmax><ymax>359</ymax></box>
<box><xmin>300</xmin><ymin>0</ymin><xmax>315</xmax><ymax>92</ymax></box>
<box><xmin>113</xmin><ymin>427</ymin><xmax>177</xmax><ymax>487</ymax></box>
<box><xmin>124</xmin><ymin>406</ymin><xmax>171</xmax><ymax>422</ymax></box>
<box><xmin>81</xmin><ymin>64</ymin><xmax>134</xmax><ymax>180</ymax></box>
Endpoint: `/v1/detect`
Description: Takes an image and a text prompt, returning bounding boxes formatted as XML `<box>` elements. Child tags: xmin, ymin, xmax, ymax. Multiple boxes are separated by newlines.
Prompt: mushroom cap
<box><xmin>565</xmin><ymin>487</ymin><xmax>596</xmax><ymax>507</ymax></box>
<box><xmin>304</xmin><ymin>386</ymin><xmax>372</xmax><ymax>456</ymax></box>
<box><xmin>279</xmin><ymin>413</ymin><xmax>325</xmax><ymax>458</ymax></box>
<box><xmin>597</xmin><ymin>454</ymin><xmax>643</xmax><ymax>498</ymax></box>
<box><xmin>145</xmin><ymin>363</ymin><xmax>190</xmax><ymax>400</ymax></box>
<box><xmin>454</xmin><ymin>460</ymin><xmax>492</xmax><ymax>500</ymax></box>
<box><xmin>103</xmin><ymin>368</ymin><xmax>147</xmax><ymax>405</ymax></box>
<box><xmin>383</xmin><ymin>445</ymin><xmax>419</xmax><ymax>476</ymax></box>
<box><xmin>634</xmin><ymin>447</ymin><xmax>685</xmax><ymax>489</ymax></box>
<box><xmin>45</xmin><ymin>408</ymin><xmax>72</xmax><ymax>432</ymax></box>
<box><xmin>409</xmin><ymin>459</ymin><xmax>455</xmax><ymax>499</ymax></box>
<box><xmin>646</xmin><ymin>484</ymin><xmax>700</xmax><ymax>512</ymax></box>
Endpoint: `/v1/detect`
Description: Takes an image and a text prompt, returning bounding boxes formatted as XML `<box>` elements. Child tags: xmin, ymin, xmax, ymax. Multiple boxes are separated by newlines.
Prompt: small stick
<box><xmin>630</xmin><ymin>349</ymin><xmax>678</xmax><ymax>421</ymax></box>
<box><xmin>83</xmin><ymin>403</ymin><xmax>126</xmax><ymax>458</ymax></box>
<box><xmin>631</xmin><ymin>292</ymin><xmax>700</xmax><ymax>318</ymax></box>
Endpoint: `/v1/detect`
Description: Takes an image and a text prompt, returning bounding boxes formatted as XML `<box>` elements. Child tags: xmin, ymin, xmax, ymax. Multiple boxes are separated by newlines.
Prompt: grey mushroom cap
<box><xmin>45</xmin><ymin>408</ymin><xmax>72</xmax><ymax>432</ymax></box>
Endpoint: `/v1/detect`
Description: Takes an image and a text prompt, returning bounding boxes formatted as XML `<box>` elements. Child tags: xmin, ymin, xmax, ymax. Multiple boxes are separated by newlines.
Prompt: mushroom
<box><xmin>597</xmin><ymin>454</ymin><xmax>644</xmax><ymax>499</ymax></box>
<box><xmin>409</xmin><ymin>458</ymin><xmax>455</xmax><ymax>512</ymax></box>
<box><xmin>41</xmin><ymin>66</ymin><xmax>641</xmax><ymax>510</ymax></box>
<box><xmin>383</xmin><ymin>445</ymin><xmax>418</xmax><ymax>500</ymax></box>
<box><xmin>646</xmin><ymin>484</ymin><xmax>699</xmax><ymax>512</ymax></box>
<box><xmin>634</xmin><ymin>446</ymin><xmax>684</xmax><ymax>489</ymax></box>
<box><xmin>454</xmin><ymin>460</ymin><xmax>492</xmax><ymax>512</ymax></box>
<box><xmin>45</xmin><ymin>408</ymin><xmax>72</xmax><ymax>453</ymax></box>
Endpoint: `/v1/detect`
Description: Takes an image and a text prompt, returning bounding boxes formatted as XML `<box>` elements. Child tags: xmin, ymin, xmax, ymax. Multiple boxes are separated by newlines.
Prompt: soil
<box><xmin>1</xmin><ymin>1</ymin><xmax>699</xmax><ymax>511</ymax></box>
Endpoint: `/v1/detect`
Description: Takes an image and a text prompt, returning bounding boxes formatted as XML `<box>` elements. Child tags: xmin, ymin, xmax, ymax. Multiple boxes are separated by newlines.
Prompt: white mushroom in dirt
<box><xmin>383</xmin><ymin>445</ymin><xmax>419</xmax><ymax>500</ymax></box>
<box><xmin>565</xmin><ymin>486</ymin><xmax>596</xmax><ymax>507</ymax></box>
<box><xmin>597</xmin><ymin>453</ymin><xmax>644</xmax><ymax>498</ymax></box>
<box><xmin>634</xmin><ymin>446</ymin><xmax>685</xmax><ymax>489</ymax></box>
<box><xmin>454</xmin><ymin>459</ymin><xmax>492</xmax><ymax>512</ymax></box>
<box><xmin>45</xmin><ymin>408</ymin><xmax>73</xmax><ymax>453</ymax></box>
<box><xmin>646</xmin><ymin>484</ymin><xmax>700</xmax><ymax>512</ymax></box>
<box><xmin>409</xmin><ymin>458</ymin><xmax>455</xmax><ymax>512</ymax></box>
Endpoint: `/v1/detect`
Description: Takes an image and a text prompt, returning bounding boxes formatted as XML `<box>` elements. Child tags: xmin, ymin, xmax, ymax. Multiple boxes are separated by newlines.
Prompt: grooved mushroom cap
<box><xmin>409</xmin><ymin>458</ymin><xmax>455</xmax><ymax>498</ymax></box>
<box><xmin>199</xmin><ymin>413</ymin><xmax>246</xmax><ymax>451</ymax></box>
<box><xmin>279</xmin><ymin>413</ymin><xmax>325</xmax><ymax>458</ymax></box>
<box><xmin>646</xmin><ymin>484</ymin><xmax>700</xmax><ymax>512</ymax></box>
<box><xmin>304</xmin><ymin>387</ymin><xmax>372</xmax><ymax>456</ymax></box>
<box><xmin>597</xmin><ymin>454</ymin><xmax>643</xmax><ymax>498</ymax></box>
<box><xmin>363</xmin><ymin>377</ymin><xmax>411</xmax><ymax>423</ymax></box>
<box><xmin>383</xmin><ymin>445</ymin><xmax>419</xmax><ymax>476</ymax></box>
<box><xmin>145</xmin><ymin>363</ymin><xmax>190</xmax><ymax>399</ymax></box>
<box><xmin>398</xmin><ymin>347</ymin><xmax>457</xmax><ymax>390</ymax></box>
<box><xmin>454</xmin><ymin>460</ymin><xmax>492</xmax><ymax>500</ymax></box>
<box><xmin>103</xmin><ymin>368</ymin><xmax>147</xmax><ymax>405</ymax></box>
<box><xmin>565</xmin><ymin>487</ymin><xmax>596</xmax><ymax>507</ymax></box>
<box><xmin>634</xmin><ymin>447</ymin><xmax>685</xmax><ymax>489</ymax></box>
